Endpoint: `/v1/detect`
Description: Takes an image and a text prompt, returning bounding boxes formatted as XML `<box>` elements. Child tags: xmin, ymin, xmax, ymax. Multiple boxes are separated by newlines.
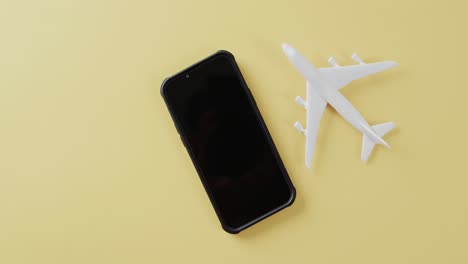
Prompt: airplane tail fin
<box><xmin>361</xmin><ymin>122</ymin><xmax>395</xmax><ymax>162</ymax></box>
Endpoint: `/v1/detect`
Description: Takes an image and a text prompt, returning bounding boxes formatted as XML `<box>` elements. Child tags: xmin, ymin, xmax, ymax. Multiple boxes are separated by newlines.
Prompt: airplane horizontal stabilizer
<box><xmin>361</xmin><ymin>122</ymin><xmax>395</xmax><ymax>161</ymax></box>
<box><xmin>372</xmin><ymin>122</ymin><xmax>395</xmax><ymax>138</ymax></box>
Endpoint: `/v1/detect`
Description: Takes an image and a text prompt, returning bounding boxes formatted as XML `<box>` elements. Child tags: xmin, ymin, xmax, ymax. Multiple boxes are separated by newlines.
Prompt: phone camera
<box><xmin>185</xmin><ymin>74</ymin><xmax>190</xmax><ymax>79</ymax></box>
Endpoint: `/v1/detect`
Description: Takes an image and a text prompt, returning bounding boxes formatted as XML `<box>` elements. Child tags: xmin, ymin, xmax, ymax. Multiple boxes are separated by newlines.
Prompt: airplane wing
<box><xmin>319</xmin><ymin>61</ymin><xmax>398</xmax><ymax>89</ymax></box>
<box><xmin>305</xmin><ymin>81</ymin><xmax>327</xmax><ymax>168</ymax></box>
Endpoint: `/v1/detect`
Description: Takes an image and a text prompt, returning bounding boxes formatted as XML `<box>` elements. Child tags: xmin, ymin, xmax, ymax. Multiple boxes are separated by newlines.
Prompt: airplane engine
<box><xmin>351</xmin><ymin>53</ymin><xmax>365</xmax><ymax>64</ymax></box>
<box><xmin>328</xmin><ymin>57</ymin><xmax>339</xmax><ymax>67</ymax></box>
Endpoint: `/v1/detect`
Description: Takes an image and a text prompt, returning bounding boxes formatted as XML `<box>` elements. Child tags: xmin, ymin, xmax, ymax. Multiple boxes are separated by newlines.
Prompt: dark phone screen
<box><xmin>163</xmin><ymin>53</ymin><xmax>293</xmax><ymax>230</ymax></box>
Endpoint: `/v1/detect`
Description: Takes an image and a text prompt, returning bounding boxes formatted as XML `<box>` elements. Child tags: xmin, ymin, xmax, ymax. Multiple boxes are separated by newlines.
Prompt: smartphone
<box><xmin>161</xmin><ymin>51</ymin><xmax>295</xmax><ymax>233</ymax></box>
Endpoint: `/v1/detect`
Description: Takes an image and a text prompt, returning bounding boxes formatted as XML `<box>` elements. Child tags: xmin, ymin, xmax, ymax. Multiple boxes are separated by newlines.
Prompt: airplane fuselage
<box><xmin>314</xmin><ymin>79</ymin><xmax>369</xmax><ymax>132</ymax></box>
<box><xmin>309</xmin><ymin>76</ymin><xmax>387</xmax><ymax>147</ymax></box>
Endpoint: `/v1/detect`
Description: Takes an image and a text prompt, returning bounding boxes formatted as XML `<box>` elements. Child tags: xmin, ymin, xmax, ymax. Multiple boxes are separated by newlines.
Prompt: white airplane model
<box><xmin>282</xmin><ymin>44</ymin><xmax>398</xmax><ymax>168</ymax></box>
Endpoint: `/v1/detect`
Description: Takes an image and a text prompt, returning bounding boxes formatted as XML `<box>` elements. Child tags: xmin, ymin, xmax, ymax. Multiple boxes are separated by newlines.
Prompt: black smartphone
<box><xmin>161</xmin><ymin>51</ymin><xmax>295</xmax><ymax>233</ymax></box>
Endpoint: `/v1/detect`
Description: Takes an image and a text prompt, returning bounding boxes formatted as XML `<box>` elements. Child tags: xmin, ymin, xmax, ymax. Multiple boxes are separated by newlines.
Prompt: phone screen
<box><xmin>162</xmin><ymin>52</ymin><xmax>295</xmax><ymax>232</ymax></box>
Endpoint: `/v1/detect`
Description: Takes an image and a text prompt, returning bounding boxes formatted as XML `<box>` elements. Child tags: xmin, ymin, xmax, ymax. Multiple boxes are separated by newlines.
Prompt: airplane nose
<box><xmin>282</xmin><ymin>43</ymin><xmax>296</xmax><ymax>57</ymax></box>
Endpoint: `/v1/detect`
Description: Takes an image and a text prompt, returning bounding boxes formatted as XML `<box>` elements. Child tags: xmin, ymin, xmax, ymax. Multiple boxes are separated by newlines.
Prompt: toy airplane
<box><xmin>282</xmin><ymin>43</ymin><xmax>398</xmax><ymax>168</ymax></box>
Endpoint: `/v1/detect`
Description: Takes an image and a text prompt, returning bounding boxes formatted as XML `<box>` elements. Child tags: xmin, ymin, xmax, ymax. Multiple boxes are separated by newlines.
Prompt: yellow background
<box><xmin>1</xmin><ymin>0</ymin><xmax>467</xmax><ymax>263</ymax></box>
